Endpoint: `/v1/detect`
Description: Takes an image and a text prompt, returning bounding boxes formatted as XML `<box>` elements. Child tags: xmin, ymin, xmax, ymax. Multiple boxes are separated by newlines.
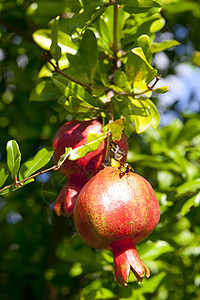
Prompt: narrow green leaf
<box><xmin>139</xmin><ymin>240</ymin><xmax>174</xmax><ymax>261</ymax></box>
<box><xmin>106</xmin><ymin>118</ymin><xmax>126</xmax><ymax>141</ymax></box>
<box><xmin>57</xmin><ymin>147</ymin><xmax>72</xmax><ymax>167</ymax></box>
<box><xmin>30</xmin><ymin>80</ymin><xmax>61</xmax><ymax>102</ymax></box>
<box><xmin>151</xmin><ymin>40</ymin><xmax>180</xmax><ymax>53</ymax></box>
<box><xmin>51</xmin><ymin>76</ymin><xmax>100</xmax><ymax>107</ymax></box>
<box><xmin>192</xmin><ymin>51</ymin><xmax>200</xmax><ymax>68</ymax></box>
<box><xmin>176</xmin><ymin>178</ymin><xmax>200</xmax><ymax>196</ymax></box>
<box><xmin>50</xmin><ymin>16</ymin><xmax>61</xmax><ymax>62</ymax></box>
<box><xmin>181</xmin><ymin>192</ymin><xmax>200</xmax><ymax>216</ymax></box>
<box><xmin>6</xmin><ymin>140</ymin><xmax>21</xmax><ymax>179</ymax></box>
<box><xmin>33</xmin><ymin>29</ymin><xmax>78</xmax><ymax>55</ymax></box>
<box><xmin>79</xmin><ymin>29</ymin><xmax>98</xmax><ymax>82</ymax></box>
<box><xmin>0</xmin><ymin>163</ymin><xmax>10</xmax><ymax>188</ymax></box>
<box><xmin>154</xmin><ymin>86</ymin><xmax>169</xmax><ymax>94</ymax></box>
<box><xmin>69</xmin><ymin>133</ymin><xmax>106</xmax><ymax>160</ymax></box>
<box><xmin>19</xmin><ymin>147</ymin><xmax>54</xmax><ymax>179</ymax></box>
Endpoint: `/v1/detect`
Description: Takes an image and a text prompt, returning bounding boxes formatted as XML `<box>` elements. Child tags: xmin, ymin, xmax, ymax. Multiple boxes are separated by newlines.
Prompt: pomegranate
<box><xmin>73</xmin><ymin>166</ymin><xmax>160</xmax><ymax>286</ymax></box>
<box><xmin>53</xmin><ymin>120</ymin><xmax>128</xmax><ymax>216</ymax></box>
<box><xmin>54</xmin><ymin>173</ymin><xmax>88</xmax><ymax>217</ymax></box>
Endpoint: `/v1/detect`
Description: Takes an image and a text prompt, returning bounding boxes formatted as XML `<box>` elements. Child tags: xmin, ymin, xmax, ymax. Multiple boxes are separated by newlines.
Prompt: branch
<box><xmin>119</xmin><ymin>75</ymin><xmax>162</xmax><ymax>97</ymax></box>
<box><xmin>0</xmin><ymin>164</ymin><xmax>60</xmax><ymax>194</ymax></box>
<box><xmin>41</xmin><ymin>52</ymin><xmax>91</xmax><ymax>90</ymax></box>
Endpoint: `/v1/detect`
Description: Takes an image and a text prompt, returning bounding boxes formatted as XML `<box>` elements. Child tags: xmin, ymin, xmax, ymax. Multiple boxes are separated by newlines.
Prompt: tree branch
<box><xmin>41</xmin><ymin>52</ymin><xmax>91</xmax><ymax>90</ymax></box>
<box><xmin>0</xmin><ymin>164</ymin><xmax>60</xmax><ymax>194</ymax></box>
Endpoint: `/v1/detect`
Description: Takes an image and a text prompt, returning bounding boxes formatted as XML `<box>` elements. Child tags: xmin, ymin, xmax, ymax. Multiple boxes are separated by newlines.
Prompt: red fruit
<box><xmin>54</xmin><ymin>173</ymin><xmax>88</xmax><ymax>217</ymax></box>
<box><xmin>53</xmin><ymin>120</ymin><xmax>128</xmax><ymax>216</ymax></box>
<box><xmin>73</xmin><ymin>166</ymin><xmax>160</xmax><ymax>286</ymax></box>
<box><xmin>53</xmin><ymin>120</ymin><xmax>106</xmax><ymax>178</ymax></box>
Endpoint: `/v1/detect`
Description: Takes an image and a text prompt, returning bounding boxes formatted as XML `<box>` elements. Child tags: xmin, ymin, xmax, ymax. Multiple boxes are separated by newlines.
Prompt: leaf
<box><xmin>129</xmin><ymin>97</ymin><xmax>160</xmax><ymax>133</ymax></box>
<box><xmin>154</xmin><ymin>86</ymin><xmax>169</xmax><ymax>94</ymax></box>
<box><xmin>106</xmin><ymin>118</ymin><xmax>126</xmax><ymax>141</ymax></box>
<box><xmin>19</xmin><ymin>147</ymin><xmax>54</xmax><ymax>179</ymax></box>
<box><xmin>51</xmin><ymin>75</ymin><xmax>101</xmax><ymax>107</ymax></box>
<box><xmin>132</xmin><ymin>47</ymin><xmax>157</xmax><ymax>84</ymax></box>
<box><xmin>69</xmin><ymin>133</ymin><xmax>106</xmax><ymax>160</ymax></box>
<box><xmin>50</xmin><ymin>16</ymin><xmax>61</xmax><ymax>62</ymax></box>
<box><xmin>67</xmin><ymin>3</ymin><xmax>105</xmax><ymax>34</ymax></box>
<box><xmin>0</xmin><ymin>163</ymin><xmax>10</xmax><ymax>188</ymax></box>
<box><xmin>192</xmin><ymin>51</ymin><xmax>200</xmax><ymax>68</ymax></box>
<box><xmin>138</xmin><ymin>272</ymin><xmax>166</xmax><ymax>293</ymax></box>
<box><xmin>181</xmin><ymin>192</ymin><xmax>200</xmax><ymax>216</ymax></box>
<box><xmin>79</xmin><ymin>29</ymin><xmax>98</xmax><ymax>82</ymax></box>
<box><xmin>57</xmin><ymin>147</ymin><xmax>72</xmax><ymax>167</ymax></box>
<box><xmin>6</xmin><ymin>140</ymin><xmax>21</xmax><ymax>179</ymax></box>
<box><xmin>30</xmin><ymin>80</ymin><xmax>61</xmax><ymax>102</ymax></box>
<box><xmin>33</xmin><ymin>29</ymin><xmax>78</xmax><ymax>55</ymax></box>
<box><xmin>151</xmin><ymin>40</ymin><xmax>180</xmax><ymax>53</ymax></box>
<box><xmin>124</xmin><ymin>0</ymin><xmax>161</xmax><ymax>14</ymax></box>
<box><xmin>176</xmin><ymin>178</ymin><xmax>200</xmax><ymax>197</ymax></box>
<box><xmin>139</xmin><ymin>240</ymin><xmax>174</xmax><ymax>261</ymax></box>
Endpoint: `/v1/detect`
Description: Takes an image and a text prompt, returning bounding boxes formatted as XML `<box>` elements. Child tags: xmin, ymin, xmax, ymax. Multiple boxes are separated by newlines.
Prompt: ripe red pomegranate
<box><xmin>53</xmin><ymin>120</ymin><xmax>128</xmax><ymax>216</ymax></box>
<box><xmin>54</xmin><ymin>173</ymin><xmax>88</xmax><ymax>217</ymax></box>
<box><xmin>73</xmin><ymin>166</ymin><xmax>160</xmax><ymax>286</ymax></box>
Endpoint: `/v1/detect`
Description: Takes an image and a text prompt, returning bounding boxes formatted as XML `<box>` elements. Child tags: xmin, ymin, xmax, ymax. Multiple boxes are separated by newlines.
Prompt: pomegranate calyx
<box><xmin>113</xmin><ymin>246</ymin><xmax>150</xmax><ymax>287</ymax></box>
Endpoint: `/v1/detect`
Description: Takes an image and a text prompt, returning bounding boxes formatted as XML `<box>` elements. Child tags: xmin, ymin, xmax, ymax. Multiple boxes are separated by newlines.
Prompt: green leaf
<box><xmin>50</xmin><ymin>16</ymin><xmax>61</xmax><ymax>63</ymax></box>
<box><xmin>113</xmin><ymin>71</ymin><xmax>129</xmax><ymax>89</ymax></box>
<box><xmin>0</xmin><ymin>163</ymin><xmax>10</xmax><ymax>188</ymax></box>
<box><xmin>132</xmin><ymin>47</ymin><xmax>157</xmax><ymax>84</ymax></box>
<box><xmin>106</xmin><ymin>118</ymin><xmax>126</xmax><ymax>141</ymax></box>
<box><xmin>6</xmin><ymin>140</ymin><xmax>21</xmax><ymax>179</ymax></box>
<box><xmin>181</xmin><ymin>192</ymin><xmax>200</xmax><ymax>216</ymax></box>
<box><xmin>51</xmin><ymin>75</ymin><xmax>100</xmax><ymax>107</ymax></box>
<box><xmin>129</xmin><ymin>97</ymin><xmax>160</xmax><ymax>133</ymax></box>
<box><xmin>192</xmin><ymin>51</ymin><xmax>200</xmax><ymax>68</ymax></box>
<box><xmin>67</xmin><ymin>3</ymin><xmax>105</xmax><ymax>34</ymax></box>
<box><xmin>151</xmin><ymin>40</ymin><xmax>180</xmax><ymax>53</ymax></box>
<box><xmin>30</xmin><ymin>80</ymin><xmax>61</xmax><ymax>102</ymax></box>
<box><xmin>124</xmin><ymin>0</ymin><xmax>161</xmax><ymax>14</ymax></box>
<box><xmin>69</xmin><ymin>133</ymin><xmax>106</xmax><ymax>160</ymax></box>
<box><xmin>57</xmin><ymin>147</ymin><xmax>72</xmax><ymax>167</ymax></box>
<box><xmin>139</xmin><ymin>240</ymin><xmax>174</xmax><ymax>261</ymax></box>
<box><xmin>138</xmin><ymin>272</ymin><xmax>166</xmax><ymax>294</ymax></box>
<box><xmin>150</xmin><ymin>17</ymin><xmax>166</xmax><ymax>33</ymax></box>
<box><xmin>33</xmin><ymin>29</ymin><xmax>78</xmax><ymax>55</ymax></box>
<box><xmin>19</xmin><ymin>147</ymin><xmax>54</xmax><ymax>179</ymax></box>
<box><xmin>79</xmin><ymin>29</ymin><xmax>98</xmax><ymax>82</ymax></box>
<box><xmin>154</xmin><ymin>86</ymin><xmax>169</xmax><ymax>94</ymax></box>
<box><xmin>176</xmin><ymin>178</ymin><xmax>200</xmax><ymax>197</ymax></box>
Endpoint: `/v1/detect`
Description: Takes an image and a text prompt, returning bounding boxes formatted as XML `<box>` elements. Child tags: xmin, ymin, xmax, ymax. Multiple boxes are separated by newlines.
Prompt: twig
<box><xmin>41</xmin><ymin>52</ymin><xmax>91</xmax><ymax>90</ymax></box>
<box><xmin>0</xmin><ymin>164</ymin><xmax>60</xmax><ymax>194</ymax></box>
<box><xmin>119</xmin><ymin>75</ymin><xmax>162</xmax><ymax>97</ymax></box>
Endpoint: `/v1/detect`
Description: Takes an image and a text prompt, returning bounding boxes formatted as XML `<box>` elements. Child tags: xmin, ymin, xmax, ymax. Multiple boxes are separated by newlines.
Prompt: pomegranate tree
<box><xmin>53</xmin><ymin>120</ymin><xmax>128</xmax><ymax>216</ymax></box>
<box><xmin>73</xmin><ymin>166</ymin><xmax>160</xmax><ymax>286</ymax></box>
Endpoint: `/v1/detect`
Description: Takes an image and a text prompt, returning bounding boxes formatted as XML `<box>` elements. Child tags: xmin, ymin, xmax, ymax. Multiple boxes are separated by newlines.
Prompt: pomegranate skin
<box><xmin>53</xmin><ymin>119</ymin><xmax>106</xmax><ymax>178</ymax></box>
<box><xmin>73</xmin><ymin>166</ymin><xmax>160</xmax><ymax>286</ymax></box>
<box><xmin>53</xmin><ymin>120</ymin><xmax>128</xmax><ymax>217</ymax></box>
<box><xmin>54</xmin><ymin>173</ymin><xmax>88</xmax><ymax>217</ymax></box>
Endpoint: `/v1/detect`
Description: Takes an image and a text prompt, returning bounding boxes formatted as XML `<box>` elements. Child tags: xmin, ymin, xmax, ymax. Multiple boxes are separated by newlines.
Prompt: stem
<box><xmin>113</xmin><ymin>3</ymin><xmax>119</xmax><ymax>65</ymax></box>
<box><xmin>41</xmin><ymin>52</ymin><xmax>91</xmax><ymax>90</ymax></box>
<box><xmin>0</xmin><ymin>164</ymin><xmax>60</xmax><ymax>194</ymax></box>
<box><xmin>119</xmin><ymin>75</ymin><xmax>162</xmax><ymax>97</ymax></box>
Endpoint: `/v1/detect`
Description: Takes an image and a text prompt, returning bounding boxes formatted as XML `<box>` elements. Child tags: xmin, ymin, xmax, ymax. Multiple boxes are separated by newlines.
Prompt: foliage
<box><xmin>0</xmin><ymin>0</ymin><xmax>200</xmax><ymax>299</ymax></box>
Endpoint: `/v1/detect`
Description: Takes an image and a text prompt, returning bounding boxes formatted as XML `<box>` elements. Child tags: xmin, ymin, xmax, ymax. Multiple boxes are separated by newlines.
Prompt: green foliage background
<box><xmin>1</xmin><ymin>0</ymin><xmax>200</xmax><ymax>299</ymax></box>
